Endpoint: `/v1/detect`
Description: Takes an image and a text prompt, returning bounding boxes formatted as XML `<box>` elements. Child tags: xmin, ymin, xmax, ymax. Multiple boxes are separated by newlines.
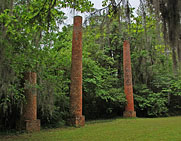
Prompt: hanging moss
<box><xmin>146</xmin><ymin>0</ymin><xmax>181</xmax><ymax>73</ymax></box>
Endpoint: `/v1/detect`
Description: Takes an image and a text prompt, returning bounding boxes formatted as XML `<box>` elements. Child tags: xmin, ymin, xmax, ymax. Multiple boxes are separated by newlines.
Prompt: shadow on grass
<box><xmin>0</xmin><ymin>116</ymin><xmax>139</xmax><ymax>139</ymax></box>
<box><xmin>86</xmin><ymin>116</ymin><xmax>138</xmax><ymax>125</ymax></box>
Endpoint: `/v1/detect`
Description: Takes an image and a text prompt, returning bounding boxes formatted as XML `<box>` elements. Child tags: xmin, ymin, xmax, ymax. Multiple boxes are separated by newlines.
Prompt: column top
<box><xmin>74</xmin><ymin>16</ymin><xmax>82</xmax><ymax>19</ymax></box>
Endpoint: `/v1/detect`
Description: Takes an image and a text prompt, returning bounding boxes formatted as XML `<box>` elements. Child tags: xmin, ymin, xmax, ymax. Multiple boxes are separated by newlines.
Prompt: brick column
<box><xmin>123</xmin><ymin>41</ymin><xmax>136</xmax><ymax>117</ymax></box>
<box><xmin>22</xmin><ymin>72</ymin><xmax>40</xmax><ymax>131</ymax></box>
<box><xmin>69</xmin><ymin>16</ymin><xmax>85</xmax><ymax>127</ymax></box>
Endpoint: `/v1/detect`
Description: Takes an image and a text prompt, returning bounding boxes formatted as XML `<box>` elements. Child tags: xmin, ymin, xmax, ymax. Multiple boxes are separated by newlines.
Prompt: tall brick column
<box><xmin>69</xmin><ymin>16</ymin><xmax>85</xmax><ymax>127</ymax></box>
<box><xmin>22</xmin><ymin>72</ymin><xmax>40</xmax><ymax>131</ymax></box>
<box><xmin>123</xmin><ymin>41</ymin><xmax>136</xmax><ymax>117</ymax></box>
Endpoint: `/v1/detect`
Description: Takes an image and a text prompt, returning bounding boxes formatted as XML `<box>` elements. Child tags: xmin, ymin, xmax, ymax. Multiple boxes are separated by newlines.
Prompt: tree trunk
<box><xmin>177</xmin><ymin>0</ymin><xmax>181</xmax><ymax>72</ymax></box>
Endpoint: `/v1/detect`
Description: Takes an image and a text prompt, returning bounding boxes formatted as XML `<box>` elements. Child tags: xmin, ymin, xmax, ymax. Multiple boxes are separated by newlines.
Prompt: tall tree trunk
<box><xmin>148</xmin><ymin>0</ymin><xmax>181</xmax><ymax>74</ymax></box>
<box><xmin>177</xmin><ymin>0</ymin><xmax>181</xmax><ymax>72</ymax></box>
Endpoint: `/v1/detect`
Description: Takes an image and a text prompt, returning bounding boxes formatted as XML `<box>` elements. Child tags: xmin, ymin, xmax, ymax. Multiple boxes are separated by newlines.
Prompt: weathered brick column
<box><xmin>69</xmin><ymin>16</ymin><xmax>85</xmax><ymax>127</ymax></box>
<box><xmin>22</xmin><ymin>72</ymin><xmax>40</xmax><ymax>131</ymax></box>
<box><xmin>123</xmin><ymin>41</ymin><xmax>136</xmax><ymax>117</ymax></box>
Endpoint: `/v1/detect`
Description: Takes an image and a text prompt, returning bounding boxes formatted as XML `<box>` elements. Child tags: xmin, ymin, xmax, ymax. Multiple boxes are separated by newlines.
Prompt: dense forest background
<box><xmin>0</xmin><ymin>0</ymin><xmax>181</xmax><ymax>130</ymax></box>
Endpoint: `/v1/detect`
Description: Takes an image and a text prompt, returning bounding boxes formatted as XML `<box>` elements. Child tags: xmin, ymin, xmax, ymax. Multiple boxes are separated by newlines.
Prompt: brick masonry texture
<box><xmin>123</xmin><ymin>41</ymin><xmax>136</xmax><ymax>117</ymax></box>
<box><xmin>69</xmin><ymin>16</ymin><xmax>85</xmax><ymax>126</ymax></box>
<box><xmin>22</xmin><ymin>72</ymin><xmax>40</xmax><ymax>131</ymax></box>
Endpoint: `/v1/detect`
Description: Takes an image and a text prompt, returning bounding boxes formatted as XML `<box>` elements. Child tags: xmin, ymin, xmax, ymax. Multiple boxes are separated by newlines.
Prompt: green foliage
<box><xmin>125</xmin><ymin>11</ymin><xmax>180</xmax><ymax>117</ymax></box>
<box><xmin>151</xmin><ymin>75</ymin><xmax>181</xmax><ymax>115</ymax></box>
<box><xmin>0</xmin><ymin>0</ymin><xmax>93</xmax><ymax>129</ymax></box>
<box><xmin>134</xmin><ymin>84</ymin><xmax>168</xmax><ymax>117</ymax></box>
<box><xmin>0</xmin><ymin>0</ymin><xmax>181</xmax><ymax>130</ymax></box>
<box><xmin>82</xmin><ymin>58</ymin><xmax>126</xmax><ymax>118</ymax></box>
<box><xmin>82</xmin><ymin>22</ymin><xmax>126</xmax><ymax>119</ymax></box>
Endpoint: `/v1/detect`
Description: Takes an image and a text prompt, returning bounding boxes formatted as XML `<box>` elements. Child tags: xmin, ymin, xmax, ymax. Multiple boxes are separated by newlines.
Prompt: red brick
<box><xmin>68</xmin><ymin>116</ymin><xmax>85</xmax><ymax>127</ymax></box>
<box><xmin>22</xmin><ymin>72</ymin><xmax>40</xmax><ymax>131</ymax></box>
<box><xmin>69</xmin><ymin>16</ymin><xmax>85</xmax><ymax>126</ymax></box>
<box><xmin>24</xmin><ymin>120</ymin><xmax>40</xmax><ymax>132</ymax></box>
<box><xmin>123</xmin><ymin>41</ymin><xmax>136</xmax><ymax>117</ymax></box>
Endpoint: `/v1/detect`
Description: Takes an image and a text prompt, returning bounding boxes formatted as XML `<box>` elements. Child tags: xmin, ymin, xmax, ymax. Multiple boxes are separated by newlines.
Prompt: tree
<box><xmin>0</xmin><ymin>0</ymin><xmax>93</xmax><ymax>130</ymax></box>
<box><xmin>143</xmin><ymin>0</ymin><xmax>181</xmax><ymax>74</ymax></box>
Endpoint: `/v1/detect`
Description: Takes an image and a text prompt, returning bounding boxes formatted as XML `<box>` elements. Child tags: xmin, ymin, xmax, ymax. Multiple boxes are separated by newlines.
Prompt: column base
<box><xmin>17</xmin><ymin>119</ymin><xmax>40</xmax><ymax>132</ymax></box>
<box><xmin>68</xmin><ymin>115</ymin><xmax>85</xmax><ymax>127</ymax></box>
<box><xmin>123</xmin><ymin>111</ymin><xmax>136</xmax><ymax>118</ymax></box>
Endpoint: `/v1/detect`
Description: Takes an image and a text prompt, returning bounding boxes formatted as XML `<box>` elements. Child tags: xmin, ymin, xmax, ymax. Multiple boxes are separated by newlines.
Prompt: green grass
<box><xmin>1</xmin><ymin>116</ymin><xmax>181</xmax><ymax>141</ymax></box>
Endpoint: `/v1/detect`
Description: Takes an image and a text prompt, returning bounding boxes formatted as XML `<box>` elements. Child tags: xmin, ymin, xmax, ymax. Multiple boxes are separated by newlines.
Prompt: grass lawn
<box><xmin>1</xmin><ymin>116</ymin><xmax>181</xmax><ymax>141</ymax></box>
